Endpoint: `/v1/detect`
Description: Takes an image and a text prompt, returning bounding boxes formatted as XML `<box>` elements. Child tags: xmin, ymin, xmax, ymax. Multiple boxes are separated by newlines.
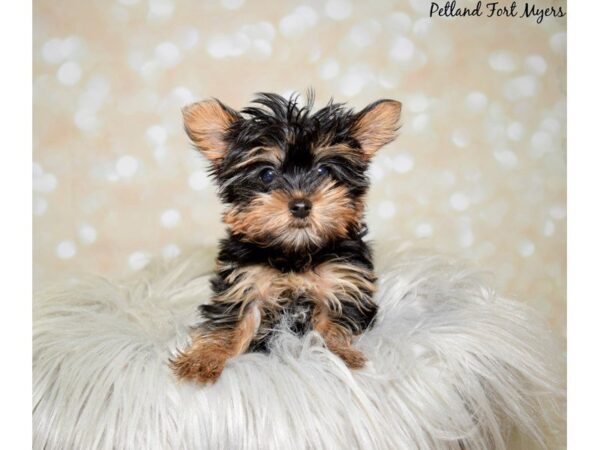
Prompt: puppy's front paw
<box><xmin>169</xmin><ymin>350</ymin><xmax>227</xmax><ymax>384</ymax></box>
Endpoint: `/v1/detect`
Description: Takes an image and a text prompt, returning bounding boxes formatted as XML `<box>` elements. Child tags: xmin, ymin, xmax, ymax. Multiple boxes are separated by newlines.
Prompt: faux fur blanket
<box><xmin>33</xmin><ymin>245</ymin><xmax>564</xmax><ymax>449</ymax></box>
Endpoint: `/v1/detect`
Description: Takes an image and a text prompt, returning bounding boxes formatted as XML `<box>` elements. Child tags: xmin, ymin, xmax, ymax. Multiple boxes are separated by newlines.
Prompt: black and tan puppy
<box><xmin>171</xmin><ymin>93</ymin><xmax>401</xmax><ymax>383</ymax></box>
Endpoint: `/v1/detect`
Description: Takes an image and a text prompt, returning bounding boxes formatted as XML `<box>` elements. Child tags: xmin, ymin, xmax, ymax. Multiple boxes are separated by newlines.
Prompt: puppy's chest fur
<box><xmin>215</xmin><ymin>259</ymin><xmax>375</xmax><ymax>309</ymax></box>
<box><xmin>206</xmin><ymin>233</ymin><xmax>377</xmax><ymax>350</ymax></box>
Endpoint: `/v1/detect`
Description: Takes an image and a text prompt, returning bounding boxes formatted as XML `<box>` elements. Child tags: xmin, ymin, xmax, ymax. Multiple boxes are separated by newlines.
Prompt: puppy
<box><xmin>171</xmin><ymin>93</ymin><xmax>401</xmax><ymax>383</ymax></box>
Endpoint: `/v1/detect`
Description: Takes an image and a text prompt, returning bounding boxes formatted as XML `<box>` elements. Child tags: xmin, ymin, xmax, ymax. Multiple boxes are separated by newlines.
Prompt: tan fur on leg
<box><xmin>171</xmin><ymin>306</ymin><xmax>259</xmax><ymax>383</ymax></box>
<box><xmin>313</xmin><ymin>309</ymin><xmax>366</xmax><ymax>369</ymax></box>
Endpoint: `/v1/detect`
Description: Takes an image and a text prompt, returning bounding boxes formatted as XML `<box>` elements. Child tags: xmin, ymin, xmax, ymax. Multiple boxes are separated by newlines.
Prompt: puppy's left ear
<box><xmin>351</xmin><ymin>100</ymin><xmax>402</xmax><ymax>159</ymax></box>
<box><xmin>182</xmin><ymin>99</ymin><xmax>240</xmax><ymax>166</ymax></box>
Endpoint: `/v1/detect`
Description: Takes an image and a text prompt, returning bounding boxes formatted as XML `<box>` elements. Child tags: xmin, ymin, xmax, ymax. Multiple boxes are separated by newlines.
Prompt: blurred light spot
<box><xmin>377</xmin><ymin>200</ymin><xmax>396</xmax><ymax>219</ymax></box>
<box><xmin>115</xmin><ymin>155</ymin><xmax>139</xmax><ymax>178</ymax></box>
<box><xmin>188</xmin><ymin>171</ymin><xmax>210</xmax><ymax>191</ymax></box>
<box><xmin>177</xmin><ymin>27</ymin><xmax>200</xmax><ymax>49</ymax></box>
<box><xmin>119</xmin><ymin>0</ymin><xmax>140</xmax><ymax>5</ymax></box>
<box><xmin>507</xmin><ymin>122</ymin><xmax>525</xmax><ymax>141</ymax></box>
<box><xmin>340</xmin><ymin>72</ymin><xmax>367</xmax><ymax>97</ymax></box>
<box><xmin>42</xmin><ymin>36</ymin><xmax>83</xmax><ymax>64</ymax></box>
<box><xmin>518</xmin><ymin>240</ymin><xmax>535</xmax><ymax>257</ymax></box>
<box><xmin>57</xmin><ymin>240</ymin><xmax>77</xmax><ymax>259</ymax></box>
<box><xmin>411</xmin><ymin>113</ymin><xmax>429</xmax><ymax>133</ymax></box>
<box><xmin>148</xmin><ymin>0</ymin><xmax>174</xmax><ymax>20</ymax></box>
<box><xmin>206</xmin><ymin>32</ymin><xmax>250</xmax><ymax>58</ymax></box>
<box><xmin>413</xmin><ymin>18</ymin><xmax>432</xmax><ymax>36</ymax></box>
<box><xmin>221</xmin><ymin>0</ymin><xmax>245</xmax><ymax>10</ymax></box>
<box><xmin>250</xmin><ymin>39</ymin><xmax>272</xmax><ymax>58</ymax></box>
<box><xmin>389</xmin><ymin>36</ymin><xmax>415</xmax><ymax>62</ymax></box>
<box><xmin>242</xmin><ymin>21</ymin><xmax>276</xmax><ymax>40</ymax></box>
<box><xmin>340</xmin><ymin>69</ymin><xmax>370</xmax><ymax>97</ymax></box>
<box><xmin>465</xmin><ymin>91</ymin><xmax>488</xmax><ymax>112</ymax></box>
<box><xmin>530</xmin><ymin>131</ymin><xmax>553</xmax><ymax>157</ymax></box>
<box><xmin>541</xmin><ymin>117</ymin><xmax>561</xmax><ymax>134</ymax></box>
<box><xmin>488</xmin><ymin>50</ymin><xmax>517</xmax><ymax>72</ymax></box>
<box><xmin>153</xmin><ymin>145</ymin><xmax>168</xmax><ymax>161</ymax></box>
<box><xmin>367</xmin><ymin>163</ymin><xmax>384</xmax><ymax>181</ymax></box>
<box><xmin>161</xmin><ymin>208</ymin><xmax>181</xmax><ymax>228</ymax></box>
<box><xmin>348</xmin><ymin>20</ymin><xmax>380</xmax><ymax>48</ymax></box>
<box><xmin>207</xmin><ymin>34</ymin><xmax>232</xmax><ymax>58</ymax></box>
<box><xmin>392</xmin><ymin>153</ymin><xmax>414</xmax><ymax>173</ymax></box>
<box><xmin>33</xmin><ymin>173</ymin><xmax>58</xmax><ymax>192</ymax></box>
<box><xmin>388</xmin><ymin>12</ymin><xmax>412</xmax><ymax>33</ymax></box>
<box><xmin>458</xmin><ymin>225</ymin><xmax>474</xmax><ymax>248</ymax></box>
<box><xmin>33</xmin><ymin>196</ymin><xmax>48</xmax><ymax>216</ymax></box>
<box><xmin>129</xmin><ymin>251</ymin><xmax>151</xmax><ymax>270</ymax></box>
<box><xmin>550</xmin><ymin>32</ymin><xmax>566</xmax><ymax>53</ymax></box>
<box><xmin>493</xmin><ymin>148</ymin><xmax>518</xmax><ymax>168</ymax></box>
<box><xmin>162</xmin><ymin>244</ymin><xmax>181</xmax><ymax>259</ymax></box>
<box><xmin>525</xmin><ymin>54</ymin><xmax>547</xmax><ymax>76</ymax></box>
<box><xmin>414</xmin><ymin>222</ymin><xmax>433</xmax><ymax>237</ymax></box>
<box><xmin>319</xmin><ymin>58</ymin><xmax>340</xmax><ymax>80</ymax></box>
<box><xmin>171</xmin><ymin>86</ymin><xmax>195</xmax><ymax>107</ymax></box>
<box><xmin>325</xmin><ymin>0</ymin><xmax>353</xmax><ymax>20</ymax></box>
<box><xmin>503</xmin><ymin>75</ymin><xmax>537</xmax><ymax>101</ymax></box>
<box><xmin>146</xmin><ymin>124</ymin><xmax>168</xmax><ymax>145</ymax></box>
<box><xmin>550</xmin><ymin>205</ymin><xmax>566</xmax><ymax>220</ymax></box>
<box><xmin>140</xmin><ymin>60</ymin><xmax>160</xmax><ymax>79</ymax></box>
<box><xmin>410</xmin><ymin>0</ymin><xmax>429</xmax><ymax>13</ymax></box>
<box><xmin>106</xmin><ymin>169</ymin><xmax>119</xmax><ymax>182</ymax></box>
<box><xmin>42</xmin><ymin>38</ymin><xmax>66</xmax><ymax>64</ymax></box>
<box><xmin>543</xmin><ymin>220</ymin><xmax>555</xmax><ymax>237</ymax></box>
<box><xmin>81</xmin><ymin>75</ymin><xmax>111</xmax><ymax>106</ymax></box>
<box><xmin>33</xmin><ymin>162</ymin><xmax>43</xmax><ymax>176</ymax></box>
<box><xmin>57</xmin><ymin>61</ymin><xmax>82</xmax><ymax>86</ymax></box>
<box><xmin>378</xmin><ymin>71</ymin><xmax>398</xmax><ymax>89</ymax></box>
<box><xmin>74</xmin><ymin>109</ymin><xmax>100</xmax><ymax>132</ymax></box>
<box><xmin>78</xmin><ymin>224</ymin><xmax>97</xmax><ymax>244</ymax></box>
<box><xmin>155</xmin><ymin>41</ymin><xmax>181</xmax><ymax>67</ymax></box>
<box><xmin>279</xmin><ymin>6</ymin><xmax>318</xmax><ymax>38</ymax></box>
<box><xmin>406</xmin><ymin>93</ymin><xmax>429</xmax><ymax>112</ymax></box>
<box><xmin>452</xmin><ymin>129</ymin><xmax>470</xmax><ymax>148</ymax></box>
<box><xmin>450</xmin><ymin>192</ymin><xmax>470</xmax><ymax>211</ymax></box>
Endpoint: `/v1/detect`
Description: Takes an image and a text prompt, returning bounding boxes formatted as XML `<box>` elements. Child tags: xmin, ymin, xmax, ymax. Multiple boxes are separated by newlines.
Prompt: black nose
<box><xmin>288</xmin><ymin>199</ymin><xmax>312</xmax><ymax>218</ymax></box>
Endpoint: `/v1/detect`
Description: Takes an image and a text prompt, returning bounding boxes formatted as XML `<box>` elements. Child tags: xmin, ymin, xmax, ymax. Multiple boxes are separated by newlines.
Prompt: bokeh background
<box><xmin>33</xmin><ymin>0</ymin><xmax>566</xmax><ymax>343</ymax></box>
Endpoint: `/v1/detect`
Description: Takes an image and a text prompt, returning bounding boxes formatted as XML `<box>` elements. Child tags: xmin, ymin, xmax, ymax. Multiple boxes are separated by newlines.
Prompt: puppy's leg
<box><xmin>170</xmin><ymin>302</ymin><xmax>260</xmax><ymax>383</ymax></box>
<box><xmin>313</xmin><ymin>307</ymin><xmax>367</xmax><ymax>369</ymax></box>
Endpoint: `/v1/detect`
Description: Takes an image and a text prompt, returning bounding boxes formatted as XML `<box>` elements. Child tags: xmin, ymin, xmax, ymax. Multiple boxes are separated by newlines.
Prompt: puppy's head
<box><xmin>183</xmin><ymin>92</ymin><xmax>401</xmax><ymax>250</ymax></box>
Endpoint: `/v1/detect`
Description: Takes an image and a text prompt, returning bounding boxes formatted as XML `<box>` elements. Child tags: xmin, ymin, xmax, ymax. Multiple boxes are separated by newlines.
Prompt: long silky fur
<box><xmin>33</xmin><ymin>243</ymin><xmax>564</xmax><ymax>450</ymax></box>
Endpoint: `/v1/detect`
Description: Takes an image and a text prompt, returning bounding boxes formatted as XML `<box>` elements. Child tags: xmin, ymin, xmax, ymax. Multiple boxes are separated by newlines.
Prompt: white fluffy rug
<box><xmin>33</xmin><ymin>245</ymin><xmax>564</xmax><ymax>450</ymax></box>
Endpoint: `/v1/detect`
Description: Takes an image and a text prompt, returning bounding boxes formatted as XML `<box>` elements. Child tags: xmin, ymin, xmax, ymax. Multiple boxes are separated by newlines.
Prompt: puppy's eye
<box><xmin>316</xmin><ymin>165</ymin><xmax>330</xmax><ymax>177</ymax></box>
<box><xmin>259</xmin><ymin>168</ymin><xmax>276</xmax><ymax>184</ymax></box>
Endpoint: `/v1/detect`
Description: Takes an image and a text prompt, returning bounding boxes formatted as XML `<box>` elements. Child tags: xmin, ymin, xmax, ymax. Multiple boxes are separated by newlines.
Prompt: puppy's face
<box><xmin>183</xmin><ymin>93</ymin><xmax>401</xmax><ymax>250</ymax></box>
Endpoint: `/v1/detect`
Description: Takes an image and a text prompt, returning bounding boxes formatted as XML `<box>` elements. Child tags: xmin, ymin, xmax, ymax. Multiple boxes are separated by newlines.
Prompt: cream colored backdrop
<box><xmin>33</xmin><ymin>0</ymin><xmax>566</xmax><ymax>338</ymax></box>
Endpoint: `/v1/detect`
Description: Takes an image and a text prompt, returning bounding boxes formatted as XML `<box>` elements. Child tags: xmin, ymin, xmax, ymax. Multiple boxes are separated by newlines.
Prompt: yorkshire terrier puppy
<box><xmin>171</xmin><ymin>92</ymin><xmax>401</xmax><ymax>384</ymax></box>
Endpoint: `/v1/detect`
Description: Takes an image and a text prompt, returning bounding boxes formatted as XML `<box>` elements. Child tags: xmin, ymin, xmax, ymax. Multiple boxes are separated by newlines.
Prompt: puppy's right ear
<box><xmin>182</xmin><ymin>99</ymin><xmax>239</xmax><ymax>165</ymax></box>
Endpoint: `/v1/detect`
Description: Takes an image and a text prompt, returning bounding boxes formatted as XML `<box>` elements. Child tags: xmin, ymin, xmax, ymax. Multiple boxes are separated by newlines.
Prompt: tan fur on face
<box><xmin>223</xmin><ymin>181</ymin><xmax>361</xmax><ymax>250</ymax></box>
<box><xmin>312</xmin><ymin>143</ymin><xmax>365</xmax><ymax>166</ymax></box>
<box><xmin>351</xmin><ymin>100</ymin><xmax>402</xmax><ymax>158</ymax></box>
<box><xmin>170</xmin><ymin>304</ymin><xmax>260</xmax><ymax>383</ymax></box>
<box><xmin>183</xmin><ymin>99</ymin><xmax>238</xmax><ymax>164</ymax></box>
<box><xmin>227</xmin><ymin>146</ymin><xmax>284</xmax><ymax>172</ymax></box>
<box><xmin>214</xmin><ymin>260</ymin><xmax>375</xmax><ymax>314</ymax></box>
